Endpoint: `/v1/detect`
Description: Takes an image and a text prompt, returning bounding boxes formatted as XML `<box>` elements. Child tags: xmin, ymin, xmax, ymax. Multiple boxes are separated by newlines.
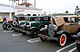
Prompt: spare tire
<box><xmin>31</xmin><ymin>30</ymin><xmax>38</xmax><ymax>38</ymax></box>
<box><xmin>58</xmin><ymin>34</ymin><xmax>67</xmax><ymax>46</ymax></box>
<box><xmin>12</xmin><ymin>21</ymin><xmax>18</xmax><ymax>25</ymax></box>
<box><xmin>7</xmin><ymin>24</ymin><xmax>13</xmax><ymax>31</ymax></box>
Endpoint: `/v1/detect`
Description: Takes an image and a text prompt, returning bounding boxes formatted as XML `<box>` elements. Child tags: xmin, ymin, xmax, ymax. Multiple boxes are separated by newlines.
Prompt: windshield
<box><xmin>78</xmin><ymin>17</ymin><xmax>80</xmax><ymax>24</ymax></box>
<box><xmin>25</xmin><ymin>17</ymin><xmax>36</xmax><ymax>21</ymax></box>
<box><xmin>13</xmin><ymin>17</ymin><xmax>25</xmax><ymax>21</ymax></box>
<box><xmin>18</xmin><ymin>17</ymin><xmax>25</xmax><ymax>21</ymax></box>
<box><xmin>64</xmin><ymin>17</ymin><xmax>70</xmax><ymax>22</ymax></box>
<box><xmin>35</xmin><ymin>16</ymin><xmax>50</xmax><ymax>21</ymax></box>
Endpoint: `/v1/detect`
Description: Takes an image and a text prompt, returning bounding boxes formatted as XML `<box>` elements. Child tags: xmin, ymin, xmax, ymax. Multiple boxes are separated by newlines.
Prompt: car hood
<box><xmin>19</xmin><ymin>20</ymin><xmax>27</xmax><ymax>24</ymax></box>
<box><xmin>28</xmin><ymin>21</ymin><xmax>40</xmax><ymax>23</ymax></box>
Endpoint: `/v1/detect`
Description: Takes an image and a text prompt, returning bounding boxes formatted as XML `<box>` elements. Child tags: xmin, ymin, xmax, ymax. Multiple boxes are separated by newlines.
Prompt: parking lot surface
<box><xmin>0</xmin><ymin>24</ymin><xmax>78</xmax><ymax>52</ymax></box>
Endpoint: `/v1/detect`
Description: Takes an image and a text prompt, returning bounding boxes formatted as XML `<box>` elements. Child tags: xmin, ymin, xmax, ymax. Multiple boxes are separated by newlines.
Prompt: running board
<box><xmin>47</xmin><ymin>37</ymin><xmax>58</xmax><ymax>41</ymax></box>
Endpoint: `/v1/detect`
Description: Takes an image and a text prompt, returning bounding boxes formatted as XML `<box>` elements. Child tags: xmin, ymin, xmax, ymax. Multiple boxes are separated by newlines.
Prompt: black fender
<box><xmin>57</xmin><ymin>30</ymin><xmax>68</xmax><ymax>35</ymax></box>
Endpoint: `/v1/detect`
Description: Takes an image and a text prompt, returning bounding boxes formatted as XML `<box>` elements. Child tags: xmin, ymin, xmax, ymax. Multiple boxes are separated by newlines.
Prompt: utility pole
<box><xmin>9</xmin><ymin>0</ymin><xmax>18</xmax><ymax>19</ymax></box>
<box><xmin>22</xmin><ymin>0</ymin><xmax>23</xmax><ymax>3</ymax></box>
<box><xmin>18</xmin><ymin>0</ymin><xmax>19</xmax><ymax>6</ymax></box>
<box><xmin>34</xmin><ymin>0</ymin><xmax>36</xmax><ymax>8</ymax></box>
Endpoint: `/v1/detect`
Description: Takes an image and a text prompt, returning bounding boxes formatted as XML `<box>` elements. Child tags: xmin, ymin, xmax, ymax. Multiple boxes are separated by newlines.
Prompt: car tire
<box><xmin>7</xmin><ymin>24</ymin><xmax>13</xmax><ymax>31</ymax></box>
<box><xmin>31</xmin><ymin>30</ymin><xmax>38</xmax><ymax>38</ymax></box>
<box><xmin>2</xmin><ymin>23</ymin><xmax>7</xmax><ymax>29</ymax></box>
<box><xmin>40</xmin><ymin>37</ymin><xmax>47</xmax><ymax>41</ymax></box>
<box><xmin>58</xmin><ymin>34</ymin><xmax>67</xmax><ymax>46</ymax></box>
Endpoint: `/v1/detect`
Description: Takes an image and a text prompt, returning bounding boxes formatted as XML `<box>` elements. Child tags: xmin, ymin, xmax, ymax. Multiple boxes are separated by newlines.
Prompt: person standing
<box><xmin>75</xmin><ymin>6</ymin><xmax>80</xmax><ymax>15</ymax></box>
<box><xmin>3</xmin><ymin>17</ymin><xmax>6</xmax><ymax>23</ymax></box>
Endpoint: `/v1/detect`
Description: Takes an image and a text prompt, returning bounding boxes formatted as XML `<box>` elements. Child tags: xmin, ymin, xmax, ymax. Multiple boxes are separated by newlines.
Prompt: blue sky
<box><xmin>0</xmin><ymin>0</ymin><xmax>80</xmax><ymax>14</ymax></box>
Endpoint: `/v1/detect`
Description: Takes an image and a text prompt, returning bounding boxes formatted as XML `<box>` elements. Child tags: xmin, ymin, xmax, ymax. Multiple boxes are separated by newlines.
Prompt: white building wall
<box><xmin>0</xmin><ymin>5</ymin><xmax>14</xmax><ymax>12</ymax></box>
<box><xmin>15</xmin><ymin>9</ymin><xmax>42</xmax><ymax>16</ymax></box>
<box><xmin>0</xmin><ymin>4</ymin><xmax>42</xmax><ymax>19</ymax></box>
<box><xmin>0</xmin><ymin>4</ymin><xmax>14</xmax><ymax>19</ymax></box>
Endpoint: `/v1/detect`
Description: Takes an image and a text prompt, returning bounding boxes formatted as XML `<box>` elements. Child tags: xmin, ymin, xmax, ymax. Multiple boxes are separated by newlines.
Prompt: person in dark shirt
<box><xmin>3</xmin><ymin>17</ymin><xmax>6</xmax><ymax>23</ymax></box>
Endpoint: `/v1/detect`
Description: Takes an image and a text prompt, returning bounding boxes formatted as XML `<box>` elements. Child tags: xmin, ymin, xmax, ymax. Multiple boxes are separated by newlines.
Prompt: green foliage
<box><xmin>78</xmin><ymin>11</ymin><xmax>80</xmax><ymax>13</ymax></box>
<box><xmin>65</xmin><ymin>11</ymin><xmax>69</xmax><ymax>14</ymax></box>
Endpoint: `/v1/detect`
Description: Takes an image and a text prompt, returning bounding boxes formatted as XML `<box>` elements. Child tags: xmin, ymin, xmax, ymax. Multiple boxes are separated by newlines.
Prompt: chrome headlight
<box><xmin>12</xmin><ymin>21</ymin><xmax>18</xmax><ymax>25</ymax></box>
<box><xmin>26</xmin><ymin>22</ymin><xmax>31</xmax><ymax>27</ymax></box>
<box><xmin>44</xmin><ymin>25</ymin><xmax>48</xmax><ymax>29</ymax></box>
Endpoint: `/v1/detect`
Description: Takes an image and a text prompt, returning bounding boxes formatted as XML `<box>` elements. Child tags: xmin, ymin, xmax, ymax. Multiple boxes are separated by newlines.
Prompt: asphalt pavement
<box><xmin>0</xmin><ymin>23</ymin><xmax>78</xmax><ymax>52</ymax></box>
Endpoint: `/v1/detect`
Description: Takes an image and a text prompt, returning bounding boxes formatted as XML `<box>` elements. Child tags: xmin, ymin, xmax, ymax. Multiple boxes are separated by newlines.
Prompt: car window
<box><xmin>18</xmin><ymin>17</ymin><xmax>25</xmax><ymax>21</ymax></box>
<box><xmin>78</xmin><ymin>18</ymin><xmax>80</xmax><ymax>24</ymax></box>
<box><xmin>25</xmin><ymin>17</ymin><xmax>30</xmax><ymax>21</ymax></box>
<box><xmin>64</xmin><ymin>17</ymin><xmax>70</xmax><ymax>22</ymax></box>
<box><xmin>44</xmin><ymin>17</ymin><xmax>48</xmax><ymax>20</ymax></box>
<box><xmin>71</xmin><ymin>17</ymin><xmax>78</xmax><ymax>23</ymax></box>
<box><xmin>43</xmin><ymin>16</ymin><xmax>50</xmax><ymax>21</ymax></box>
<box><xmin>71</xmin><ymin>18</ymin><xmax>76</xmax><ymax>23</ymax></box>
<box><xmin>30</xmin><ymin>17</ymin><xmax>35</xmax><ymax>21</ymax></box>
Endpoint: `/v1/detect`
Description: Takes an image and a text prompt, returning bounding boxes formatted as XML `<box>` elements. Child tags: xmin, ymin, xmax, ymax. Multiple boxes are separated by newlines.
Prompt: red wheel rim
<box><xmin>61</xmin><ymin>35</ymin><xmax>66</xmax><ymax>45</ymax></box>
<box><xmin>42</xmin><ymin>37</ymin><xmax>46</xmax><ymax>40</ymax></box>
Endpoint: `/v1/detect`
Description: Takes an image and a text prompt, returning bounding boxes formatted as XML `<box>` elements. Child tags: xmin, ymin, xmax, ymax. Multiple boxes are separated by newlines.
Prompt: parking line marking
<box><xmin>56</xmin><ymin>42</ymin><xmax>76</xmax><ymax>52</ymax></box>
<box><xmin>68</xmin><ymin>47</ymin><xmax>77</xmax><ymax>52</ymax></box>
<box><xmin>12</xmin><ymin>33</ymin><xmax>22</xmax><ymax>36</ymax></box>
<box><xmin>3</xmin><ymin>31</ymin><xmax>13</xmax><ymax>33</ymax></box>
<box><xmin>27</xmin><ymin>37</ymin><xmax>41</xmax><ymax>43</ymax></box>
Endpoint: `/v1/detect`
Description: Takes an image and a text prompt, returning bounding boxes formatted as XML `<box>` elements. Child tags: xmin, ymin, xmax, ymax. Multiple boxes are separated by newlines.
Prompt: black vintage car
<box><xmin>2</xmin><ymin>19</ymin><xmax>14</xmax><ymax>30</ymax></box>
<box><xmin>2</xmin><ymin>15</ymin><xmax>25</xmax><ymax>31</ymax></box>
<box><xmin>19</xmin><ymin>16</ymin><xmax>51</xmax><ymax>37</ymax></box>
<box><xmin>13</xmin><ymin>15</ymin><xmax>29</xmax><ymax>32</ymax></box>
<box><xmin>72</xmin><ymin>32</ymin><xmax>80</xmax><ymax>52</ymax></box>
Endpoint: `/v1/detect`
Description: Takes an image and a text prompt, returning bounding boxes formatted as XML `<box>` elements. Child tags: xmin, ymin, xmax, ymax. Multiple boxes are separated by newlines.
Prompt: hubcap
<box><xmin>42</xmin><ymin>37</ymin><xmax>46</xmax><ymax>40</ymax></box>
<box><xmin>34</xmin><ymin>32</ymin><xmax>36</xmax><ymax>34</ymax></box>
<box><xmin>8</xmin><ymin>25</ymin><xmax>13</xmax><ymax>30</ymax></box>
<box><xmin>61</xmin><ymin>35</ymin><xmax>66</xmax><ymax>45</ymax></box>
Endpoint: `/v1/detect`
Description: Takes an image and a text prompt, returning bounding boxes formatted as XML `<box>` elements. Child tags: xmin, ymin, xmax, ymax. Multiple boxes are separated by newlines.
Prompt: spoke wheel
<box><xmin>31</xmin><ymin>30</ymin><xmax>38</xmax><ymax>38</ymax></box>
<box><xmin>7</xmin><ymin>24</ymin><xmax>13</xmax><ymax>31</ymax></box>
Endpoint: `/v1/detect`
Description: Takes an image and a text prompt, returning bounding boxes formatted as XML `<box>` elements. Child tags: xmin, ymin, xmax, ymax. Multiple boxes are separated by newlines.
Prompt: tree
<box><xmin>65</xmin><ymin>11</ymin><xmax>69</xmax><ymax>14</ymax></box>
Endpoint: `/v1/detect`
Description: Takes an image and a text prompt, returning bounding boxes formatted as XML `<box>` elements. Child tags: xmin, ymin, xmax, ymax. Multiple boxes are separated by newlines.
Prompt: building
<box><xmin>0</xmin><ymin>1</ymin><xmax>42</xmax><ymax>19</ymax></box>
<box><xmin>15</xmin><ymin>2</ymin><xmax>42</xmax><ymax>16</ymax></box>
<box><xmin>0</xmin><ymin>4</ymin><xmax>14</xmax><ymax>19</ymax></box>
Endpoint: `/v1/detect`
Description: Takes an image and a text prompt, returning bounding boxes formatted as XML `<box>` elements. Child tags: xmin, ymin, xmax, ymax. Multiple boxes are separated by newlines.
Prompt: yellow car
<box><xmin>0</xmin><ymin>18</ymin><xmax>3</xmax><ymax>22</ymax></box>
